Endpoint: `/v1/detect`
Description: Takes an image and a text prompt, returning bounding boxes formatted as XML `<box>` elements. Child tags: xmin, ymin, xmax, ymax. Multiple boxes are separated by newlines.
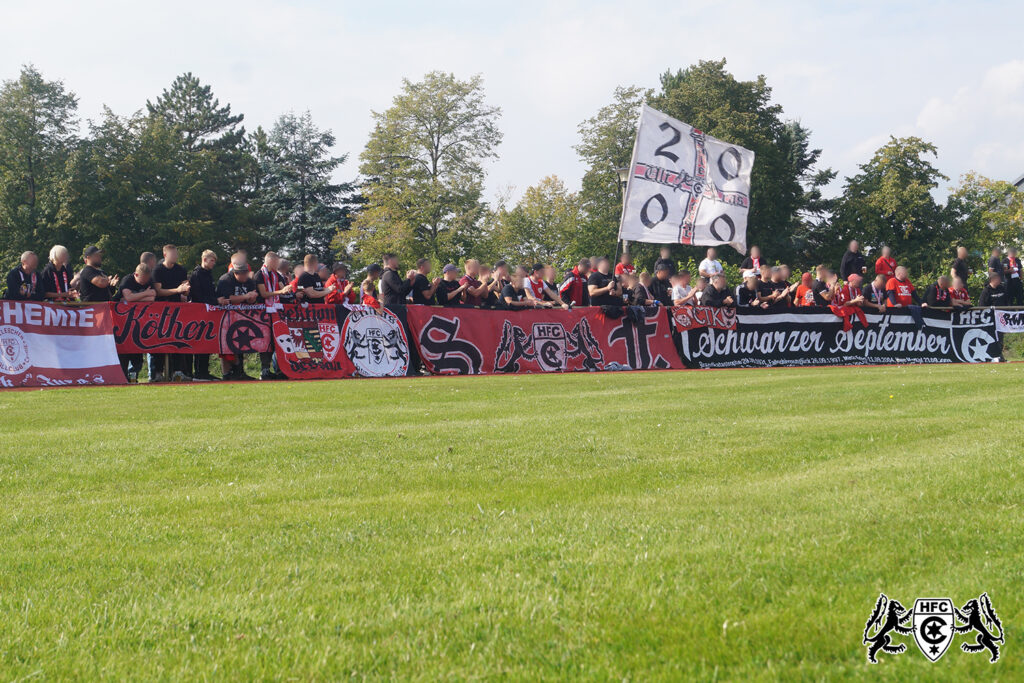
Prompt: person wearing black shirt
<box><xmin>653</xmin><ymin>246</ymin><xmax>677</xmax><ymax>277</ymax></box>
<box><xmin>587</xmin><ymin>257</ymin><xmax>622</xmax><ymax>307</ymax></box>
<box><xmin>629</xmin><ymin>272</ymin><xmax>655</xmax><ymax>306</ymax></box>
<box><xmin>839</xmin><ymin>240</ymin><xmax>866</xmax><ymax>280</ymax></box>
<box><xmin>40</xmin><ymin>245</ymin><xmax>76</xmax><ymax>302</ymax></box>
<box><xmin>4</xmin><ymin>251</ymin><xmax>44</xmax><ymax>301</ymax></box>
<box><xmin>296</xmin><ymin>254</ymin><xmax>333</xmax><ymax>305</ymax></box>
<box><xmin>77</xmin><ymin>246</ymin><xmax>119</xmax><ymax>302</ymax></box>
<box><xmin>501</xmin><ymin>268</ymin><xmax>539</xmax><ymax>309</ymax></box>
<box><xmin>118</xmin><ymin>264</ymin><xmax>157</xmax><ymax>381</ymax></box>
<box><xmin>739</xmin><ymin>245</ymin><xmax>765</xmax><ymax>274</ymax></box>
<box><xmin>988</xmin><ymin>247</ymin><xmax>1004</xmax><ymax>280</ymax></box>
<box><xmin>648</xmin><ymin>264</ymin><xmax>673</xmax><ymax>306</ymax></box>
<box><xmin>151</xmin><ymin>245</ymin><xmax>192</xmax><ymax>381</ymax></box>
<box><xmin>811</xmin><ymin>266</ymin><xmax>834</xmax><ymax>307</ymax></box>
<box><xmin>216</xmin><ymin>256</ymin><xmax>260</xmax><ymax>380</ymax></box>
<box><xmin>978</xmin><ymin>273</ymin><xmax>1007</xmax><ymax>307</ymax></box>
<box><xmin>756</xmin><ymin>267</ymin><xmax>776</xmax><ymax>304</ymax></box>
<box><xmin>436</xmin><ymin>264</ymin><xmax>468</xmax><ymax>306</ymax></box>
<box><xmin>379</xmin><ymin>253</ymin><xmax>413</xmax><ymax>308</ymax></box>
<box><xmin>410</xmin><ymin>258</ymin><xmax>440</xmax><ymax>305</ymax></box>
<box><xmin>924</xmin><ymin>276</ymin><xmax>953</xmax><ymax>308</ymax></box>
<box><xmin>702</xmin><ymin>274</ymin><xmax>734</xmax><ymax>307</ymax></box>
<box><xmin>951</xmin><ymin>246</ymin><xmax>971</xmax><ymax>284</ymax></box>
<box><xmin>477</xmin><ymin>264</ymin><xmax>502</xmax><ymax>309</ymax></box>
<box><xmin>1003</xmin><ymin>248</ymin><xmax>1023</xmax><ymax>306</ymax></box>
<box><xmin>736</xmin><ymin>271</ymin><xmax>761</xmax><ymax>307</ymax></box>
<box><xmin>187</xmin><ymin>250</ymin><xmax>220</xmax><ymax>381</ymax></box>
<box><xmin>862</xmin><ymin>274</ymin><xmax>888</xmax><ymax>313</ymax></box>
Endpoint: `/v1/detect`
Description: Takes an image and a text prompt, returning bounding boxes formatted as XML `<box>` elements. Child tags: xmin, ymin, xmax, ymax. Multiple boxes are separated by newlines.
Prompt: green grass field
<box><xmin>1</xmin><ymin>364</ymin><xmax>1021</xmax><ymax>680</ymax></box>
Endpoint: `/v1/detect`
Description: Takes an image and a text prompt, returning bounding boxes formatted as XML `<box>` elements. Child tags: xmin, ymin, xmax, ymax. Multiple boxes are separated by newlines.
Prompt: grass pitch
<box><xmin>1</xmin><ymin>364</ymin><xmax>1021</xmax><ymax>680</ymax></box>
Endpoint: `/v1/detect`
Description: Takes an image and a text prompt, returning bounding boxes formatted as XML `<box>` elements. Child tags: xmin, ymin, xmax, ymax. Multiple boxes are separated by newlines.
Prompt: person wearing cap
<box><xmin>4</xmin><ymin>251</ymin><xmax>44</xmax><ymax>301</ymax></box>
<box><xmin>978</xmin><ymin>271</ymin><xmax>1007</xmax><ymax>307</ymax></box>
<box><xmin>409</xmin><ymin>258</ymin><xmax>440</xmax><ymax>305</ymax></box>
<box><xmin>735</xmin><ymin>270</ymin><xmax>762</xmax><ymax>307</ymax></box>
<box><xmin>649</xmin><ymin>262</ymin><xmax>673</xmax><ymax>306</ymax></box>
<box><xmin>295</xmin><ymin>254</ymin><xmax>334</xmax><ymax>305</ymax></box>
<box><xmin>923</xmin><ymin>274</ymin><xmax>953</xmax><ymax>308</ymax></box>
<box><xmin>77</xmin><ymin>246</ymin><xmax>119</xmax><ymax>302</ymax></box>
<box><xmin>41</xmin><ymin>245</ymin><xmax>76</xmax><ymax>301</ymax></box>
<box><xmin>361</xmin><ymin>264</ymin><xmax>382</xmax><ymax>307</ymax></box>
<box><xmin>216</xmin><ymin>255</ymin><xmax>259</xmax><ymax>379</ymax></box>
<box><xmin>701</xmin><ymin>273</ymin><xmax>734</xmax><ymax>307</ymax></box>
<box><xmin>325</xmin><ymin>262</ymin><xmax>358</xmax><ymax>305</ymax></box>
<box><xmin>436</xmin><ymin>263</ymin><xmax>469</xmax><ymax>306</ymax></box>
<box><xmin>379</xmin><ymin>253</ymin><xmax>413</xmax><ymax>308</ymax></box>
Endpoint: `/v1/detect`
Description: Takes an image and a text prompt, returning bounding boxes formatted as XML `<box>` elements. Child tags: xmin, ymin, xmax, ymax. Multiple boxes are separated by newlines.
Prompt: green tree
<box><xmin>485</xmin><ymin>175</ymin><xmax>581</xmax><ymax>267</ymax></box>
<box><xmin>946</xmin><ymin>172</ymin><xmax>1024</xmax><ymax>255</ymax></box>
<box><xmin>352</xmin><ymin>71</ymin><xmax>502</xmax><ymax>266</ymax></box>
<box><xmin>831</xmin><ymin>136</ymin><xmax>949</xmax><ymax>274</ymax></box>
<box><xmin>0</xmin><ymin>65</ymin><xmax>78</xmax><ymax>262</ymax></box>
<box><xmin>574</xmin><ymin>85</ymin><xmax>649</xmax><ymax>264</ymax></box>
<box><xmin>258</xmin><ymin>111</ymin><xmax>351</xmax><ymax>260</ymax></box>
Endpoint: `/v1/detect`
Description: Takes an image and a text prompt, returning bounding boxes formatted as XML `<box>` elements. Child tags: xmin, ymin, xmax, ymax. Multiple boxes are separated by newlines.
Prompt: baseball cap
<box><xmin>443</xmin><ymin>263</ymin><xmax>458</xmax><ymax>274</ymax></box>
<box><xmin>367</xmin><ymin>263</ymin><xmax>383</xmax><ymax>274</ymax></box>
<box><xmin>232</xmin><ymin>261</ymin><xmax>251</xmax><ymax>273</ymax></box>
<box><xmin>742</xmin><ymin>270</ymin><xmax>757</xmax><ymax>279</ymax></box>
<box><xmin>655</xmin><ymin>262</ymin><xmax>671</xmax><ymax>272</ymax></box>
<box><xmin>83</xmin><ymin>245</ymin><xmax>103</xmax><ymax>257</ymax></box>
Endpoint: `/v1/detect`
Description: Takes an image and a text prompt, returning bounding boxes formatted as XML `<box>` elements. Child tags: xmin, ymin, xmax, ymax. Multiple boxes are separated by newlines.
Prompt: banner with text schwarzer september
<box><xmin>619</xmin><ymin>105</ymin><xmax>754</xmax><ymax>254</ymax></box>
<box><xmin>407</xmin><ymin>306</ymin><xmax>681</xmax><ymax>375</ymax></box>
<box><xmin>0</xmin><ymin>301</ymin><xmax>125</xmax><ymax>388</ymax></box>
<box><xmin>673</xmin><ymin>306</ymin><xmax>1003</xmax><ymax>368</ymax></box>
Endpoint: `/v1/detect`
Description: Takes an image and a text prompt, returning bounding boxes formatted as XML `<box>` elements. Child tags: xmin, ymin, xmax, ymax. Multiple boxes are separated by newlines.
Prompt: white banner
<box><xmin>619</xmin><ymin>105</ymin><xmax>754</xmax><ymax>254</ymax></box>
<box><xmin>994</xmin><ymin>309</ymin><xmax>1024</xmax><ymax>333</ymax></box>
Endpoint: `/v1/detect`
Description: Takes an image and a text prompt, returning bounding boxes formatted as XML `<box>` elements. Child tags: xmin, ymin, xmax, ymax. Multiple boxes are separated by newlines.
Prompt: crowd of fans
<box><xmin>3</xmin><ymin>239</ymin><xmax>1022</xmax><ymax>381</ymax></box>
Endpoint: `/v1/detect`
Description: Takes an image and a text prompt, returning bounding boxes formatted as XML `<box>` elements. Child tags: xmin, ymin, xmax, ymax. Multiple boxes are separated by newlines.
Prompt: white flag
<box><xmin>618</xmin><ymin>105</ymin><xmax>754</xmax><ymax>254</ymax></box>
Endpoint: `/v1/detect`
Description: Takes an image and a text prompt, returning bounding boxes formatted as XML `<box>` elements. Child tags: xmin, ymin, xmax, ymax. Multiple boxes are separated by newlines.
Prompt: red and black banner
<box><xmin>406</xmin><ymin>306</ymin><xmax>682</xmax><ymax>375</ymax></box>
<box><xmin>111</xmin><ymin>302</ymin><xmax>272</xmax><ymax>355</ymax></box>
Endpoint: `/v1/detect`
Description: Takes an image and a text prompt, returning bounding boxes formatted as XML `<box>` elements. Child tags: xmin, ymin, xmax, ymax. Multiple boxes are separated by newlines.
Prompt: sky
<box><xmin>3</xmin><ymin>0</ymin><xmax>1024</xmax><ymax>202</ymax></box>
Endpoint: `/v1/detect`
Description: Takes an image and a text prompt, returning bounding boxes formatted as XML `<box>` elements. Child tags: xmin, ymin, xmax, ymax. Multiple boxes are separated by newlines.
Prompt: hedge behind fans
<box><xmin>41</xmin><ymin>245</ymin><xmax>76</xmax><ymax>301</ymax></box>
<box><xmin>77</xmin><ymin>246</ymin><xmax>119</xmax><ymax>302</ymax></box>
<box><xmin>978</xmin><ymin>272</ymin><xmax>1007</xmax><ymax>307</ymax></box>
<box><xmin>4</xmin><ymin>251</ymin><xmax>43</xmax><ymax>301</ymax></box>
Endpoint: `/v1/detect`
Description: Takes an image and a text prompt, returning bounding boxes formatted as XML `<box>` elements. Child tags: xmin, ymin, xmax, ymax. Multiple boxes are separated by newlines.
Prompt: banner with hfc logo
<box><xmin>863</xmin><ymin>593</ymin><xmax>1004</xmax><ymax>663</ymax></box>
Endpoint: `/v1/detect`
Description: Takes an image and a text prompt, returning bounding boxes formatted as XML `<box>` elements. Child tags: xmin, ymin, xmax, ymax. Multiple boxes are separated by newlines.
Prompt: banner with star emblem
<box><xmin>619</xmin><ymin>105</ymin><xmax>754</xmax><ymax>254</ymax></box>
<box><xmin>675</xmin><ymin>306</ymin><xmax>1002</xmax><ymax>368</ymax></box>
<box><xmin>112</xmin><ymin>302</ymin><xmax>272</xmax><ymax>355</ymax></box>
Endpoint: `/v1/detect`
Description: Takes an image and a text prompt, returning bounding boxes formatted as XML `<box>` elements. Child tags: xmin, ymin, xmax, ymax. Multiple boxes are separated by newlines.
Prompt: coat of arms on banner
<box><xmin>341</xmin><ymin>306</ymin><xmax>409</xmax><ymax>377</ymax></box>
<box><xmin>495</xmin><ymin>318</ymin><xmax>604</xmax><ymax>373</ymax></box>
<box><xmin>0</xmin><ymin>325</ymin><xmax>31</xmax><ymax>375</ymax></box>
<box><xmin>619</xmin><ymin>104</ymin><xmax>754</xmax><ymax>253</ymax></box>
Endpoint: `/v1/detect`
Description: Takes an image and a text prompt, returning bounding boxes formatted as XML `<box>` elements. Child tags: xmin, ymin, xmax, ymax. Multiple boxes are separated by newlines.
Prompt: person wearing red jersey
<box><xmin>361</xmin><ymin>264</ymin><xmax>382</xmax><ymax>308</ymax></box>
<box><xmin>523</xmin><ymin>263</ymin><xmax>562</xmax><ymax>305</ymax></box>
<box><xmin>833</xmin><ymin>274</ymin><xmax>864</xmax><ymax>307</ymax></box>
<box><xmin>885</xmin><ymin>266</ymin><xmax>920</xmax><ymax>307</ymax></box>
<box><xmin>325</xmin><ymin>262</ymin><xmax>357</xmax><ymax>305</ymax></box>
<box><xmin>614</xmin><ymin>253</ymin><xmax>636</xmax><ymax>277</ymax></box>
<box><xmin>794</xmin><ymin>272</ymin><xmax>815</xmax><ymax>307</ymax></box>
<box><xmin>949</xmin><ymin>277</ymin><xmax>971</xmax><ymax>308</ymax></box>
<box><xmin>558</xmin><ymin>258</ymin><xmax>591</xmax><ymax>307</ymax></box>
<box><xmin>874</xmin><ymin>246</ymin><xmax>897</xmax><ymax>280</ymax></box>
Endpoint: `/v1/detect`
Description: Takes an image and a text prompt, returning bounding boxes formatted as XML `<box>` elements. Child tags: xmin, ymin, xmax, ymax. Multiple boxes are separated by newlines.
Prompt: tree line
<box><xmin>1</xmin><ymin>60</ymin><xmax>1021</xmax><ymax>281</ymax></box>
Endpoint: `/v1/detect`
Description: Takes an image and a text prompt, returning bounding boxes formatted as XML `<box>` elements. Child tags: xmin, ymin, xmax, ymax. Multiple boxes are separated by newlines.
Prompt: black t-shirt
<box><xmin>952</xmin><ymin>258</ymin><xmax>970</xmax><ymax>283</ymax></box>
<box><xmin>648</xmin><ymin>277</ymin><xmax>672</xmax><ymax>306</ymax></box>
<box><xmin>979</xmin><ymin>284</ymin><xmax>1007</xmax><ymax>307</ymax></box>
<box><xmin>863</xmin><ymin>283</ymin><xmax>886</xmax><ymax>306</ymax></box>
<box><xmin>587</xmin><ymin>272</ymin><xmax>619</xmax><ymax>306</ymax></box>
<box><xmin>189</xmin><ymin>266</ymin><xmax>218</xmax><ymax>305</ymax></box>
<box><xmin>653</xmin><ymin>257</ymin><xmax>676</xmax><ymax>277</ymax></box>
<box><xmin>78</xmin><ymin>264</ymin><xmax>111</xmax><ymax>302</ymax></box>
<box><xmin>411</xmin><ymin>273</ymin><xmax>433</xmax><ymax>305</ymax></box>
<box><xmin>436</xmin><ymin>279</ymin><xmax>463</xmax><ymax>306</ymax></box>
<box><xmin>501</xmin><ymin>283</ymin><xmax>525</xmax><ymax>304</ymax></box>
<box><xmin>988</xmin><ymin>256</ymin><xmax>1004</xmax><ymax>277</ymax></box>
<box><xmin>702</xmin><ymin>285</ymin><xmax>730</xmax><ymax>307</ymax></box>
<box><xmin>40</xmin><ymin>263</ymin><xmax>73</xmax><ymax>295</ymax></box>
<box><xmin>737</xmin><ymin>285</ymin><xmax>759</xmax><ymax>307</ymax></box>
<box><xmin>153</xmin><ymin>262</ymin><xmax>187</xmax><ymax>302</ymax></box>
<box><xmin>216</xmin><ymin>273</ymin><xmax>256</xmax><ymax>300</ymax></box>
<box><xmin>811</xmin><ymin>280</ymin><xmax>830</xmax><ymax>306</ymax></box>
<box><xmin>119</xmin><ymin>274</ymin><xmax>154</xmax><ymax>299</ymax></box>
<box><xmin>756</xmin><ymin>279</ymin><xmax>775</xmax><ymax>300</ymax></box>
<box><xmin>770</xmin><ymin>280</ymin><xmax>790</xmax><ymax>307</ymax></box>
<box><xmin>296</xmin><ymin>271</ymin><xmax>325</xmax><ymax>303</ymax></box>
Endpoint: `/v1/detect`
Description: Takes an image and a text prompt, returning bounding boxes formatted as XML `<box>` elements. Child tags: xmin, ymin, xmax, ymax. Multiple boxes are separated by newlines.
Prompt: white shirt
<box><xmin>671</xmin><ymin>284</ymin><xmax>692</xmax><ymax>303</ymax></box>
<box><xmin>699</xmin><ymin>258</ymin><xmax>723</xmax><ymax>278</ymax></box>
